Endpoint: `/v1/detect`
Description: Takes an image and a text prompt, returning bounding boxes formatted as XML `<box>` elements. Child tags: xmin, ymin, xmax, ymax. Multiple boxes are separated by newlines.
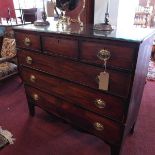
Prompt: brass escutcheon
<box><xmin>32</xmin><ymin>94</ymin><xmax>39</xmax><ymax>101</ymax></box>
<box><xmin>24</xmin><ymin>37</ymin><xmax>31</xmax><ymax>46</ymax></box>
<box><xmin>30</xmin><ymin>75</ymin><xmax>36</xmax><ymax>83</ymax></box>
<box><xmin>26</xmin><ymin>56</ymin><xmax>32</xmax><ymax>64</ymax></box>
<box><xmin>94</xmin><ymin>122</ymin><xmax>104</xmax><ymax>131</ymax></box>
<box><xmin>94</xmin><ymin>99</ymin><xmax>106</xmax><ymax>109</ymax></box>
<box><xmin>97</xmin><ymin>49</ymin><xmax>111</xmax><ymax>61</ymax></box>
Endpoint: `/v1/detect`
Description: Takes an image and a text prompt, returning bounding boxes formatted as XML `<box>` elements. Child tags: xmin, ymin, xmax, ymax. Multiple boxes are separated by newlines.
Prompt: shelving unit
<box><xmin>134</xmin><ymin>6</ymin><xmax>152</xmax><ymax>27</ymax></box>
<box><xmin>134</xmin><ymin>0</ymin><xmax>155</xmax><ymax>28</ymax></box>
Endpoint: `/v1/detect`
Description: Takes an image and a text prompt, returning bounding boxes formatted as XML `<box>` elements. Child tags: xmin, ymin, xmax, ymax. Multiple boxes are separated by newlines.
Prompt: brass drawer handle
<box><xmin>94</xmin><ymin>99</ymin><xmax>106</xmax><ymax>109</ymax></box>
<box><xmin>24</xmin><ymin>37</ymin><xmax>31</xmax><ymax>46</ymax></box>
<box><xmin>26</xmin><ymin>56</ymin><xmax>32</xmax><ymax>64</ymax></box>
<box><xmin>30</xmin><ymin>75</ymin><xmax>36</xmax><ymax>83</ymax></box>
<box><xmin>97</xmin><ymin>49</ymin><xmax>111</xmax><ymax>61</ymax></box>
<box><xmin>32</xmin><ymin>94</ymin><xmax>39</xmax><ymax>101</ymax></box>
<box><xmin>94</xmin><ymin>122</ymin><xmax>104</xmax><ymax>131</ymax></box>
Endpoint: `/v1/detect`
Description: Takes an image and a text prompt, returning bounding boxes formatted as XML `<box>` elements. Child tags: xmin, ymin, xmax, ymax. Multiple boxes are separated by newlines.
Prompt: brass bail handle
<box><xmin>24</xmin><ymin>37</ymin><xmax>31</xmax><ymax>46</ymax></box>
<box><xmin>32</xmin><ymin>94</ymin><xmax>39</xmax><ymax>101</ymax></box>
<box><xmin>94</xmin><ymin>99</ymin><xmax>106</xmax><ymax>109</ymax></box>
<box><xmin>30</xmin><ymin>75</ymin><xmax>36</xmax><ymax>83</ymax></box>
<box><xmin>26</xmin><ymin>56</ymin><xmax>32</xmax><ymax>64</ymax></box>
<box><xmin>94</xmin><ymin>122</ymin><xmax>104</xmax><ymax>131</ymax></box>
<box><xmin>97</xmin><ymin>49</ymin><xmax>111</xmax><ymax>61</ymax></box>
<box><xmin>97</xmin><ymin>49</ymin><xmax>111</xmax><ymax>72</ymax></box>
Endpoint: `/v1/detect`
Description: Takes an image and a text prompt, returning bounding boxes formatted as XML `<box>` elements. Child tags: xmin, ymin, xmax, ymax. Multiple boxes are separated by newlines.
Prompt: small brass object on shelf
<box><xmin>56</xmin><ymin>0</ymin><xmax>85</xmax><ymax>28</ymax></box>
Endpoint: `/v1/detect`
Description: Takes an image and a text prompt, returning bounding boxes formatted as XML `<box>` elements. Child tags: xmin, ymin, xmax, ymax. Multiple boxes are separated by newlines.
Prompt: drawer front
<box><xmin>25</xmin><ymin>86</ymin><xmax>60</xmax><ymax>116</ymax></box>
<box><xmin>20</xmin><ymin>67</ymin><xmax>125</xmax><ymax>121</ymax></box>
<box><xmin>58</xmin><ymin>99</ymin><xmax>122</xmax><ymax>144</ymax></box>
<box><xmin>15</xmin><ymin>31</ymin><xmax>41</xmax><ymax>50</ymax></box>
<box><xmin>18</xmin><ymin>50</ymin><xmax>132</xmax><ymax>97</ymax></box>
<box><xmin>80</xmin><ymin>40</ymin><xmax>137</xmax><ymax>70</ymax></box>
<box><xmin>25</xmin><ymin>85</ymin><xmax>122</xmax><ymax>144</ymax></box>
<box><xmin>42</xmin><ymin>36</ymin><xmax>78</xmax><ymax>58</ymax></box>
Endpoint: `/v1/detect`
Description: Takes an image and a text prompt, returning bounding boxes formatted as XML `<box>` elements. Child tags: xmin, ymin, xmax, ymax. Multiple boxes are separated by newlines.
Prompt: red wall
<box><xmin>0</xmin><ymin>0</ymin><xmax>15</xmax><ymax>18</ymax></box>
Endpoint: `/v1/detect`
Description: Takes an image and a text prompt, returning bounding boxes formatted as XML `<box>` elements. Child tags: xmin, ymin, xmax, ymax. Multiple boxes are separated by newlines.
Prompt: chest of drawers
<box><xmin>14</xmin><ymin>25</ymin><xmax>154</xmax><ymax>155</ymax></box>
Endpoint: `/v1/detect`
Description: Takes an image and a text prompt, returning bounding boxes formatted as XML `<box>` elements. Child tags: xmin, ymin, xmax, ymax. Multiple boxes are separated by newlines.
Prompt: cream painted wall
<box><xmin>117</xmin><ymin>0</ymin><xmax>139</xmax><ymax>28</ymax></box>
<box><xmin>94</xmin><ymin>0</ymin><xmax>139</xmax><ymax>28</ymax></box>
<box><xmin>13</xmin><ymin>0</ymin><xmax>139</xmax><ymax>28</ymax></box>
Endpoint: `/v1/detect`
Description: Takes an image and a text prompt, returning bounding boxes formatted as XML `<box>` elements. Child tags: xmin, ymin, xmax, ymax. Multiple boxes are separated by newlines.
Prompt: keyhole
<box><xmin>57</xmin><ymin>39</ymin><xmax>59</xmax><ymax>44</ymax></box>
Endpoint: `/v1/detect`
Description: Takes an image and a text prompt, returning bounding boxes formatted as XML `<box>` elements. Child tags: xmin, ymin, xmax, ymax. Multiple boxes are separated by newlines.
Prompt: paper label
<box><xmin>98</xmin><ymin>72</ymin><xmax>109</xmax><ymax>91</ymax></box>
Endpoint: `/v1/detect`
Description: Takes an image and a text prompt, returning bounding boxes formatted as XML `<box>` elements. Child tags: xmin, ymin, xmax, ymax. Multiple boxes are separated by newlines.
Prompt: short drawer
<box><xmin>25</xmin><ymin>85</ymin><xmax>122</xmax><ymax>144</ymax></box>
<box><xmin>18</xmin><ymin>50</ymin><xmax>132</xmax><ymax>97</ymax></box>
<box><xmin>80</xmin><ymin>40</ymin><xmax>137</xmax><ymax>70</ymax></box>
<box><xmin>42</xmin><ymin>36</ymin><xmax>78</xmax><ymax>58</ymax></box>
<box><xmin>15</xmin><ymin>31</ymin><xmax>41</xmax><ymax>50</ymax></box>
<box><xmin>20</xmin><ymin>67</ymin><xmax>125</xmax><ymax>122</ymax></box>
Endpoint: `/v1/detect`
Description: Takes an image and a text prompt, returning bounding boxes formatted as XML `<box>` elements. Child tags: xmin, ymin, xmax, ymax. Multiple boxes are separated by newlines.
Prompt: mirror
<box><xmin>55</xmin><ymin>0</ymin><xmax>94</xmax><ymax>28</ymax></box>
<box><xmin>56</xmin><ymin>0</ymin><xmax>80</xmax><ymax>11</ymax></box>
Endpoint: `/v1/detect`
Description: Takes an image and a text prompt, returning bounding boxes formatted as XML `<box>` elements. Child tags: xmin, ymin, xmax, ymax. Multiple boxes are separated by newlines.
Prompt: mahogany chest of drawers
<box><xmin>14</xmin><ymin>24</ymin><xmax>154</xmax><ymax>155</ymax></box>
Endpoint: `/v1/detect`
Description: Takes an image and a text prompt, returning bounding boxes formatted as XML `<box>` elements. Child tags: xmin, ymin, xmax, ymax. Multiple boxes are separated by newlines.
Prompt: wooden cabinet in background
<box><xmin>134</xmin><ymin>0</ymin><xmax>155</xmax><ymax>28</ymax></box>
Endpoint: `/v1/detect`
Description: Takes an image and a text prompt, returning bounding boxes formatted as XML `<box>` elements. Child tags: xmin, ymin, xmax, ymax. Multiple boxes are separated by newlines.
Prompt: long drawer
<box><xmin>18</xmin><ymin>50</ymin><xmax>132</xmax><ymax>98</ymax></box>
<box><xmin>25</xmin><ymin>85</ymin><xmax>123</xmax><ymax>144</ymax></box>
<box><xmin>20</xmin><ymin>67</ymin><xmax>125</xmax><ymax>122</ymax></box>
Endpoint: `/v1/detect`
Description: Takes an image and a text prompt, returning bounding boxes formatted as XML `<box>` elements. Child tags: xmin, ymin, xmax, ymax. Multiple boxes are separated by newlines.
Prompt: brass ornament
<box><xmin>56</xmin><ymin>0</ymin><xmax>85</xmax><ymax>28</ymax></box>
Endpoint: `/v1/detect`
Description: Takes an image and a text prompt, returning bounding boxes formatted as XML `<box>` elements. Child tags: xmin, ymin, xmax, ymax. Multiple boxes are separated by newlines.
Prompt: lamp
<box><xmin>34</xmin><ymin>0</ymin><xmax>50</xmax><ymax>26</ymax></box>
<box><xmin>94</xmin><ymin>0</ymin><xmax>112</xmax><ymax>31</ymax></box>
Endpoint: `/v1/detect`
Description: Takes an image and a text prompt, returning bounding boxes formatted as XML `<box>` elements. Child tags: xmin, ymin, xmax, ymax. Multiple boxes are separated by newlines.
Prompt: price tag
<box><xmin>98</xmin><ymin>72</ymin><xmax>109</xmax><ymax>91</ymax></box>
